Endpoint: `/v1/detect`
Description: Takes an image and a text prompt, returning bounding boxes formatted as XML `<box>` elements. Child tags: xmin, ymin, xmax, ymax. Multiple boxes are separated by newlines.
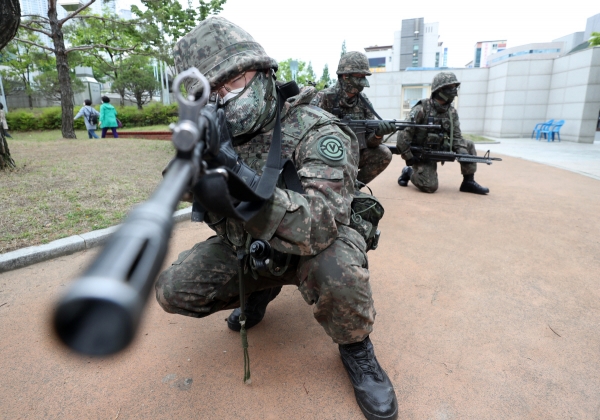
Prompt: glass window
<box><xmin>368</xmin><ymin>57</ymin><xmax>386</xmax><ymax>68</ymax></box>
<box><xmin>401</xmin><ymin>86</ymin><xmax>430</xmax><ymax>119</ymax></box>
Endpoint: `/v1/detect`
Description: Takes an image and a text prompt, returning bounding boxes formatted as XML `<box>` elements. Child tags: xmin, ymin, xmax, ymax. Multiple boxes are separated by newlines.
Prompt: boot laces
<box><xmin>349</xmin><ymin>342</ymin><xmax>380</xmax><ymax>377</ymax></box>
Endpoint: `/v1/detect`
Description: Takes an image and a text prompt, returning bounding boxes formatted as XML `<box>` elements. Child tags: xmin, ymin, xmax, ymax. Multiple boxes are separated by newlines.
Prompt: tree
<box><xmin>16</xmin><ymin>0</ymin><xmax>138</xmax><ymax>138</ymax></box>
<box><xmin>340</xmin><ymin>40</ymin><xmax>347</xmax><ymax>57</ymax></box>
<box><xmin>111</xmin><ymin>56</ymin><xmax>158</xmax><ymax>109</ymax></box>
<box><xmin>34</xmin><ymin>69</ymin><xmax>85</xmax><ymax>102</ymax></box>
<box><xmin>65</xmin><ymin>9</ymin><xmax>147</xmax><ymax>106</ymax></box>
<box><xmin>131</xmin><ymin>0</ymin><xmax>227</xmax><ymax>66</ymax></box>
<box><xmin>277</xmin><ymin>59</ymin><xmax>314</xmax><ymax>87</ymax></box>
<box><xmin>1</xmin><ymin>29</ymin><xmax>53</xmax><ymax>109</ymax></box>
<box><xmin>317</xmin><ymin>63</ymin><xmax>335</xmax><ymax>90</ymax></box>
<box><xmin>590</xmin><ymin>32</ymin><xmax>600</xmax><ymax>47</ymax></box>
<box><xmin>0</xmin><ymin>0</ymin><xmax>20</xmax><ymax>170</ymax></box>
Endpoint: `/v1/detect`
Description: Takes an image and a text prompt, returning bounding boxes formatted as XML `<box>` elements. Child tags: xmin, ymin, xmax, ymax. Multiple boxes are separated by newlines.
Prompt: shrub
<box><xmin>6</xmin><ymin>103</ymin><xmax>179</xmax><ymax>131</ymax></box>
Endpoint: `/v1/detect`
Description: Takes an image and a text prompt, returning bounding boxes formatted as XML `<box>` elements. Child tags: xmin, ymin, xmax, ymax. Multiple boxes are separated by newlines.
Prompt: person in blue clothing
<box><xmin>99</xmin><ymin>96</ymin><xmax>119</xmax><ymax>138</ymax></box>
<box><xmin>74</xmin><ymin>99</ymin><xmax>100</xmax><ymax>139</ymax></box>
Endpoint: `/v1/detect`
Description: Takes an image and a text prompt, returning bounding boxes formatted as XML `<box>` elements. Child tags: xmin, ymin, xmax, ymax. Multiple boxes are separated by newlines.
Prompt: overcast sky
<box><xmin>124</xmin><ymin>0</ymin><xmax>598</xmax><ymax>79</ymax></box>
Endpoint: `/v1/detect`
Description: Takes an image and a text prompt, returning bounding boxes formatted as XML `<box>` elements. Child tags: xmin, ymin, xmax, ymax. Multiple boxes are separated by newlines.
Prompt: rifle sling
<box><xmin>195</xmin><ymin>86</ymin><xmax>304</xmax><ymax>222</ymax></box>
<box><xmin>358</xmin><ymin>94</ymin><xmax>383</xmax><ymax>120</ymax></box>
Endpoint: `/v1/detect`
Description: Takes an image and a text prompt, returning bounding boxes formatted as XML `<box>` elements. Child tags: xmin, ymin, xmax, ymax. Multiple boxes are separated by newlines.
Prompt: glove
<box><xmin>204</xmin><ymin>109</ymin><xmax>260</xmax><ymax>190</ymax></box>
<box><xmin>375</xmin><ymin>121</ymin><xmax>395</xmax><ymax>137</ymax></box>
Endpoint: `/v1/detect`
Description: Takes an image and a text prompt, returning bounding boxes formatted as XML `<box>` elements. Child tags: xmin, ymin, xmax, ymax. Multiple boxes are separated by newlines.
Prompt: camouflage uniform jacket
<box><xmin>205</xmin><ymin>87</ymin><xmax>361</xmax><ymax>256</ymax></box>
<box><xmin>396</xmin><ymin>98</ymin><xmax>463</xmax><ymax>161</ymax></box>
<box><xmin>311</xmin><ymin>82</ymin><xmax>381</xmax><ymax>148</ymax></box>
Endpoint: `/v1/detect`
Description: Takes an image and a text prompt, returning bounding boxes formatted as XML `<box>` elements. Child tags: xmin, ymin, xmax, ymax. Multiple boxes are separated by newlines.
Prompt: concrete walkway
<box><xmin>480</xmin><ymin>136</ymin><xmax>600</xmax><ymax>180</ymax></box>
<box><xmin>1</xmin><ymin>147</ymin><xmax>599</xmax><ymax>419</ymax></box>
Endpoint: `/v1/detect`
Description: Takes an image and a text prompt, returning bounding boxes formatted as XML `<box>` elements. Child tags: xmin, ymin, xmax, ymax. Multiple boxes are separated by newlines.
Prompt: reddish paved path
<box><xmin>1</xmin><ymin>153</ymin><xmax>599</xmax><ymax>419</ymax></box>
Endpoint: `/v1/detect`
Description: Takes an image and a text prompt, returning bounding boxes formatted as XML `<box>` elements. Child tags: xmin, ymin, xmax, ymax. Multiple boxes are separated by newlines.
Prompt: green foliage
<box><xmin>317</xmin><ymin>64</ymin><xmax>335</xmax><ymax>90</ymax></box>
<box><xmin>277</xmin><ymin>59</ymin><xmax>315</xmax><ymax>87</ymax></box>
<box><xmin>0</xmin><ymin>29</ymin><xmax>54</xmax><ymax>108</ymax></box>
<box><xmin>131</xmin><ymin>0</ymin><xmax>226</xmax><ymax>64</ymax></box>
<box><xmin>590</xmin><ymin>32</ymin><xmax>600</xmax><ymax>47</ymax></box>
<box><xmin>278</xmin><ymin>59</ymin><xmax>336</xmax><ymax>90</ymax></box>
<box><xmin>111</xmin><ymin>56</ymin><xmax>159</xmax><ymax>110</ymax></box>
<box><xmin>64</xmin><ymin>9</ymin><xmax>147</xmax><ymax>86</ymax></box>
<box><xmin>6</xmin><ymin>103</ymin><xmax>178</xmax><ymax>131</ymax></box>
<box><xmin>34</xmin><ymin>70</ymin><xmax>85</xmax><ymax>101</ymax></box>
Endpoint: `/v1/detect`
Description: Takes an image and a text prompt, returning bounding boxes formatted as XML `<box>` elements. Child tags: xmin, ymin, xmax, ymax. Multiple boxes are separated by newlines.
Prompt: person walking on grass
<box><xmin>99</xmin><ymin>96</ymin><xmax>119</xmax><ymax>138</ymax></box>
<box><xmin>0</xmin><ymin>103</ymin><xmax>12</xmax><ymax>138</ymax></box>
<box><xmin>74</xmin><ymin>99</ymin><xmax>100</xmax><ymax>139</ymax></box>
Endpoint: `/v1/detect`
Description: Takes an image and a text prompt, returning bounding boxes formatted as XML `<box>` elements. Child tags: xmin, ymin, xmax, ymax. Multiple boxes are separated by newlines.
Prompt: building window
<box><xmin>368</xmin><ymin>57</ymin><xmax>386</xmax><ymax>68</ymax></box>
<box><xmin>435</xmin><ymin>52</ymin><xmax>440</xmax><ymax>67</ymax></box>
<box><xmin>401</xmin><ymin>86</ymin><xmax>430</xmax><ymax>119</ymax></box>
<box><xmin>412</xmin><ymin>45</ymin><xmax>419</xmax><ymax>67</ymax></box>
<box><xmin>474</xmin><ymin>48</ymin><xmax>482</xmax><ymax>67</ymax></box>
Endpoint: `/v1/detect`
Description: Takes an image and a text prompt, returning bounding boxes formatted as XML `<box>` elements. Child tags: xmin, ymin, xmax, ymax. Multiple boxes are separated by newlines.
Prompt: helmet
<box><xmin>336</xmin><ymin>51</ymin><xmax>372</xmax><ymax>76</ymax></box>
<box><xmin>0</xmin><ymin>0</ymin><xmax>20</xmax><ymax>51</ymax></box>
<box><xmin>431</xmin><ymin>72</ymin><xmax>460</xmax><ymax>94</ymax></box>
<box><xmin>173</xmin><ymin>17</ymin><xmax>278</xmax><ymax>90</ymax></box>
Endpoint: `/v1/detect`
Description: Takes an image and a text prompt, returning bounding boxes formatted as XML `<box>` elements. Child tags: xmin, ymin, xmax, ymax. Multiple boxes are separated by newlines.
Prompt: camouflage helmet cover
<box><xmin>173</xmin><ymin>17</ymin><xmax>278</xmax><ymax>90</ymax></box>
<box><xmin>337</xmin><ymin>51</ymin><xmax>372</xmax><ymax>76</ymax></box>
<box><xmin>431</xmin><ymin>72</ymin><xmax>461</xmax><ymax>93</ymax></box>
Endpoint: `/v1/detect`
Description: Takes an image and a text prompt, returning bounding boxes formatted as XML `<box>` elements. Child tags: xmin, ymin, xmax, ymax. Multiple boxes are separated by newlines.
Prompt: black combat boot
<box><xmin>226</xmin><ymin>286</ymin><xmax>282</xmax><ymax>332</ymax></box>
<box><xmin>339</xmin><ymin>336</ymin><xmax>398</xmax><ymax>420</ymax></box>
<box><xmin>459</xmin><ymin>174</ymin><xmax>489</xmax><ymax>195</ymax></box>
<box><xmin>397</xmin><ymin>166</ymin><xmax>413</xmax><ymax>187</ymax></box>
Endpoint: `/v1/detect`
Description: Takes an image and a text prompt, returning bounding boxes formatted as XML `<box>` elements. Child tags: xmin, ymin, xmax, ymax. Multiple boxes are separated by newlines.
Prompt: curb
<box><xmin>0</xmin><ymin>207</ymin><xmax>192</xmax><ymax>274</ymax></box>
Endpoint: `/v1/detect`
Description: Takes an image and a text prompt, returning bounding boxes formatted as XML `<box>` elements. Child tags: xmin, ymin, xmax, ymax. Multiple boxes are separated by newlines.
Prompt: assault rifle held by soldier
<box><xmin>52</xmin><ymin>68</ymin><xmax>281</xmax><ymax>356</ymax></box>
<box><xmin>386</xmin><ymin>144</ymin><xmax>502</xmax><ymax>165</ymax></box>
<box><xmin>339</xmin><ymin>115</ymin><xmax>442</xmax><ymax>149</ymax></box>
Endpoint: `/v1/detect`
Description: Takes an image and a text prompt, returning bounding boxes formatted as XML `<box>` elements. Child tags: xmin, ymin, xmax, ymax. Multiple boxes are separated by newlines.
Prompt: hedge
<box><xmin>5</xmin><ymin>103</ymin><xmax>179</xmax><ymax>131</ymax></box>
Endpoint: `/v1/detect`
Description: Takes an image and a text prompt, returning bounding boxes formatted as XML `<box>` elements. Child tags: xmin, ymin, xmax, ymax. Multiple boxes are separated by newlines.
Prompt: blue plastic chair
<box><xmin>532</xmin><ymin>119</ymin><xmax>554</xmax><ymax>139</ymax></box>
<box><xmin>540</xmin><ymin>120</ymin><xmax>564</xmax><ymax>142</ymax></box>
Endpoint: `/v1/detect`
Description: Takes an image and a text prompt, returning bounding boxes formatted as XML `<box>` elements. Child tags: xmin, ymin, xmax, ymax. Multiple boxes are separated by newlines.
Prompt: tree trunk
<box><xmin>136</xmin><ymin>92</ymin><xmax>143</xmax><ymax>110</ymax></box>
<box><xmin>48</xmin><ymin>0</ymin><xmax>76</xmax><ymax>139</ymax></box>
<box><xmin>0</xmin><ymin>131</ymin><xmax>16</xmax><ymax>170</ymax></box>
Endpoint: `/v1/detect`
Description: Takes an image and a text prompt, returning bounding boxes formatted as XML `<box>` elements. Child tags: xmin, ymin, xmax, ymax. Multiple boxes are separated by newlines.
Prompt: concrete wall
<box><xmin>366</xmin><ymin>47</ymin><xmax>600</xmax><ymax>143</ymax></box>
<box><xmin>547</xmin><ymin>48</ymin><xmax>600</xmax><ymax>143</ymax></box>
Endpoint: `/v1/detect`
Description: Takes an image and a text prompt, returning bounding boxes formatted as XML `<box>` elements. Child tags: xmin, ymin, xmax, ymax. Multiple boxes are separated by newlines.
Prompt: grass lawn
<box><xmin>463</xmin><ymin>133</ymin><xmax>496</xmax><ymax>143</ymax></box>
<box><xmin>0</xmin><ymin>128</ymin><xmax>188</xmax><ymax>254</ymax></box>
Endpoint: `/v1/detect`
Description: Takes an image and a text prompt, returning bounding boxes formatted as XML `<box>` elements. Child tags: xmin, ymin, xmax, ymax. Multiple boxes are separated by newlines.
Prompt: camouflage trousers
<box><xmin>410</xmin><ymin>139</ymin><xmax>477</xmax><ymax>193</ymax></box>
<box><xmin>155</xmin><ymin>230</ymin><xmax>375</xmax><ymax>345</ymax></box>
<box><xmin>357</xmin><ymin>144</ymin><xmax>393</xmax><ymax>185</ymax></box>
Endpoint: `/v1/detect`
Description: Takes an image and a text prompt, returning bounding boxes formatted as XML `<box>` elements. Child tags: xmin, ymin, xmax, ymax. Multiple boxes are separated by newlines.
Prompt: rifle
<box><xmin>386</xmin><ymin>144</ymin><xmax>502</xmax><ymax>165</ymax></box>
<box><xmin>52</xmin><ymin>69</ymin><xmax>271</xmax><ymax>356</ymax></box>
<box><xmin>339</xmin><ymin>116</ymin><xmax>441</xmax><ymax>149</ymax></box>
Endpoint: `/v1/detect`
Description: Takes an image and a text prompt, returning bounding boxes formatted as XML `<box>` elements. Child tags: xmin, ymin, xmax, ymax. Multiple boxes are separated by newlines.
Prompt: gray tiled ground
<box><xmin>476</xmin><ymin>136</ymin><xmax>600</xmax><ymax>180</ymax></box>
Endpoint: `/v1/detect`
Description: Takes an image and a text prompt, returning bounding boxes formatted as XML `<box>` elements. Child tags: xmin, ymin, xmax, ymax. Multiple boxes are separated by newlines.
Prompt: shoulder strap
<box><xmin>358</xmin><ymin>94</ymin><xmax>382</xmax><ymax>120</ymax></box>
<box><xmin>193</xmin><ymin>89</ymin><xmax>290</xmax><ymax>221</ymax></box>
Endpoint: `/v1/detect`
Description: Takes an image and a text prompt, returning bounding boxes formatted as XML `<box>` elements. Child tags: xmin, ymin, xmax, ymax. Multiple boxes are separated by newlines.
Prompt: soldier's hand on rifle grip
<box><xmin>405</xmin><ymin>156</ymin><xmax>420</xmax><ymax>167</ymax></box>
<box><xmin>375</xmin><ymin>121</ymin><xmax>396</xmax><ymax>137</ymax></box>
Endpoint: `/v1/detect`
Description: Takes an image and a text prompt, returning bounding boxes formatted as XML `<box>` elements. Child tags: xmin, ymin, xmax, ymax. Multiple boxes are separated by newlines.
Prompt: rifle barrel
<box><xmin>53</xmin><ymin>159</ymin><xmax>194</xmax><ymax>356</ymax></box>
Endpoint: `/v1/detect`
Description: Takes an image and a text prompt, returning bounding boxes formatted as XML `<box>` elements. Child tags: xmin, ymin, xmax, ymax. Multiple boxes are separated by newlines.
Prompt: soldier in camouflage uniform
<box><xmin>396</xmin><ymin>72</ymin><xmax>489</xmax><ymax>194</ymax></box>
<box><xmin>155</xmin><ymin>17</ymin><xmax>398</xmax><ymax>420</ymax></box>
<box><xmin>311</xmin><ymin>51</ymin><xmax>394</xmax><ymax>185</ymax></box>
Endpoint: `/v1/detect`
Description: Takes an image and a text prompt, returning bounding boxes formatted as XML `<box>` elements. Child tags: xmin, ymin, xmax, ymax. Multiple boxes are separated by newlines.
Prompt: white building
<box><xmin>472</xmin><ymin>40</ymin><xmax>507</xmax><ymax>68</ymax></box>
<box><xmin>365</xmin><ymin>46</ymin><xmax>599</xmax><ymax>143</ymax></box>
<box><xmin>364</xmin><ymin>45</ymin><xmax>393</xmax><ymax>73</ymax></box>
<box><xmin>390</xmin><ymin>18</ymin><xmax>447</xmax><ymax>72</ymax></box>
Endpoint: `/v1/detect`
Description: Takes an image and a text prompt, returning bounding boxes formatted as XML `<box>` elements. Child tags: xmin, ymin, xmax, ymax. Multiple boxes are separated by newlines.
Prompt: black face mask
<box><xmin>437</xmin><ymin>86</ymin><xmax>458</xmax><ymax>103</ymax></box>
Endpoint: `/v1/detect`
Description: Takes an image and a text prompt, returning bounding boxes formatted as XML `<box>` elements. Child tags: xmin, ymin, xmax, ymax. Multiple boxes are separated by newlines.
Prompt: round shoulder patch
<box><xmin>317</xmin><ymin>136</ymin><xmax>345</xmax><ymax>161</ymax></box>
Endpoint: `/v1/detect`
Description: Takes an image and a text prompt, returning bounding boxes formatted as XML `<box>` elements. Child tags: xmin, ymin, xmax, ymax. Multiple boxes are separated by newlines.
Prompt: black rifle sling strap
<box><xmin>358</xmin><ymin>93</ymin><xmax>383</xmax><ymax>120</ymax></box>
<box><xmin>194</xmin><ymin>88</ymin><xmax>297</xmax><ymax>221</ymax></box>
